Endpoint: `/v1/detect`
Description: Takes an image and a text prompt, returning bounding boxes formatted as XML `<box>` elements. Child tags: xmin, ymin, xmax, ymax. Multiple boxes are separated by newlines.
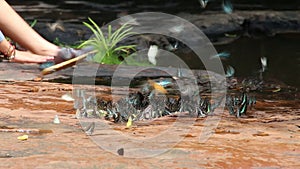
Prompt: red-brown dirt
<box><xmin>0</xmin><ymin>81</ymin><xmax>299</xmax><ymax>169</ymax></box>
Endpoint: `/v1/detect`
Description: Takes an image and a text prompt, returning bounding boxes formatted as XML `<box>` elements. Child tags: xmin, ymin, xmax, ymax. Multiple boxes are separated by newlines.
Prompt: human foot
<box><xmin>11</xmin><ymin>50</ymin><xmax>54</xmax><ymax>63</ymax></box>
<box><xmin>53</xmin><ymin>47</ymin><xmax>94</xmax><ymax>64</ymax></box>
<box><xmin>39</xmin><ymin>46</ymin><xmax>94</xmax><ymax>70</ymax></box>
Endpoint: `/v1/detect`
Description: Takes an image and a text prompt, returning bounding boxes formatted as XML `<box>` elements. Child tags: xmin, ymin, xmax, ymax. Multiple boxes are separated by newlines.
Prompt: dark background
<box><xmin>9</xmin><ymin>0</ymin><xmax>300</xmax><ymax>23</ymax></box>
<box><xmin>7</xmin><ymin>0</ymin><xmax>300</xmax><ymax>87</ymax></box>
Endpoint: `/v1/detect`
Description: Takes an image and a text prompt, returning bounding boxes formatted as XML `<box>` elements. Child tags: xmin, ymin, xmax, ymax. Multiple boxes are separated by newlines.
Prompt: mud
<box><xmin>0</xmin><ymin>81</ymin><xmax>299</xmax><ymax>168</ymax></box>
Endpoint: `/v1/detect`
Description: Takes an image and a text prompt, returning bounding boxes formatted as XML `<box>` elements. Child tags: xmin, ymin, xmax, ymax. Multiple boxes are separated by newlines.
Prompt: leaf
<box><xmin>17</xmin><ymin>135</ymin><xmax>28</xmax><ymax>141</ymax></box>
<box><xmin>61</xmin><ymin>93</ymin><xmax>74</xmax><ymax>101</ymax></box>
<box><xmin>87</xmin><ymin>17</ymin><xmax>107</xmax><ymax>47</ymax></box>
<box><xmin>80</xmin><ymin>18</ymin><xmax>136</xmax><ymax>65</ymax></box>
<box><xmin>224</xmin><ymin>33</ymin><xmax>237</xmax><ymax>38</ymax></box>
<box><xmin>112</xmin><ymin>45</ymin><xmax>136</xmax><ymax>53</ymax></box>
<box><xmin>30</xmin><ymin>19</ymin><xmax>37</xmax><ymax>28</ymax></box>
<box><xmin>126</xmin><ymin>116</ymin><xmax>133</xmax><ymax>128</ymax></box>
<box><xmin>92</xmin><ymin>51</ymin><xmax>106</xmax><ymax>63</ymax></box>
<box><xmin>111</xmin><ymin>26</ymin><xmax>135</xmax><ymax>47</ymax></box>
<box><xmin>272</xmin><ymin>88</ymin><xmax>281</xmax><ymax>93</ymax></box>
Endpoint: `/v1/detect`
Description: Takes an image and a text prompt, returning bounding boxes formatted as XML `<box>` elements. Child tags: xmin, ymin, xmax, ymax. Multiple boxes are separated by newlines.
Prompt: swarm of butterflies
<box><xmin>70</xmin><ymin>0</ymin><xmax>270</xmax><ymax>125</ymax></box>
<box><xmin>71</xmin><ymin>49</ymin><xmax>273</xmax><ymax>124</ymax></box>
<box><xmin>74</xmin><ymin>82</ymin><xmax>215</xmax><ymax>124</ymax></box>
<box><xmin>73</xmin><ymin>79</ymin><xmax>257</xmax><ymax>124</ymax></box>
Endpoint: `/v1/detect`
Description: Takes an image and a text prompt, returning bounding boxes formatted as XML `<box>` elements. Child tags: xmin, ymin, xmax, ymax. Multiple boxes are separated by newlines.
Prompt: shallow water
<box><xmin>9</xmin><ymin>0</ymin><xmax>300</xmax><ymax>87</ymax></box>
<box><xmin>215</xmin><ymin>34</ymin><xmax>300</xmax><ymax>87</ymax></box>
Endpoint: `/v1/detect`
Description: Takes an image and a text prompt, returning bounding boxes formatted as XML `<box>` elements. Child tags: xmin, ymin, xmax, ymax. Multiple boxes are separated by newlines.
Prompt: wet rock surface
<box><xmin>8</xmin><ymin>0</ymin><xmax>300</xmax><ymax>45</ymax></box>
<box><xmin>179</xmin><ymin>11</ymin><xmax>300</xmax><ymax>43</ymax></box>
<box><xmin>4</xmin><ymin>1</ymin><xmax>299</xmax><ymax>87</ymax></box>
<box><xmin>28</xmin><ymin>11</ymin><xmax>300</xmax><ymax>45</ymax></box>
<box><xmin>1</xmin><ymin>1</ymin><xmax>299</xmax><ymax>168</ymax></box>
<box><xmin>0</xmin><ymin>81</ymin><xmax>299</xmax><ymax>168</ymax></box>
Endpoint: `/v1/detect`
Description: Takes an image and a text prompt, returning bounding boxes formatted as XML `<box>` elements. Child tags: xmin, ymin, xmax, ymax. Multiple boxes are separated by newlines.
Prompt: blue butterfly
<box><xmin>222</xmin><ymin>0</ymin><xmax>233</xmax><ymax>14</ymax></box>
<box><xmin>39</xmin><ymin>61</ymin><xmax>55</xmax><ymax>70</ymax></box>
<box><xmin>199</xmin><ymin>0</ymin><xmax>233</xmax><ymax>14</ymax></box>
<box><xmin>157</xmin><ymin>80</ymin><xmax>172</xmax><ymax>87</ymax></box>
<box><xmin>210</xmin><ymin>52</ymin><xmax>231</xmax><ymax>59</ymax></box>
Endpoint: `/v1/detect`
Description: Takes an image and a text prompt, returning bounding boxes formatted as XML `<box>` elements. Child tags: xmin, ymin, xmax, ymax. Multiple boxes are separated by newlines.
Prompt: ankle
<box><xmin>29</xmin><ymin>44</ymin><xmax>61</xmax><ymax>57</ymax></box>
<box><xmin>0</xmin><ymin>40</ymin><xmax>16</xmax><ymax>61</ymax></box>
<box><xmin>0</xmin><ymin>39</ymin><xmax>10</xmax><ymax>54</ymax></box>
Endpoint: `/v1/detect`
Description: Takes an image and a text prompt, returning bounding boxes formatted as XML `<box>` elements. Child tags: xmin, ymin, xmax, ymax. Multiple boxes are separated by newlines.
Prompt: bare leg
<box><xmin>0</xmin><ymin>38</ymin><xmax>54</xmax><ymax>63</ymax></box>
<box><xmin>0</xmin><ymin>0</ymin><xmax>60</xmax><ymax>56</ymax></box>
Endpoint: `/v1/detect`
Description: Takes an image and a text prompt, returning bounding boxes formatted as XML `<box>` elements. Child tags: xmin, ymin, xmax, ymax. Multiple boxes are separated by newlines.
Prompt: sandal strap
<box><xmin>1</xmin><ymin>43</ymin><xmax>16</xmax><ymax>61</ymax></box>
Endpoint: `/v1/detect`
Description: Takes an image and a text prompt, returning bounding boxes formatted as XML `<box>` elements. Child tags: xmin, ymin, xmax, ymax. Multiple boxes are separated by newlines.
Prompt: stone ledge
<box><xmin>31</xmin><ymin>11</ymin><xmax>300</xmax><ymax>45</ymax></box>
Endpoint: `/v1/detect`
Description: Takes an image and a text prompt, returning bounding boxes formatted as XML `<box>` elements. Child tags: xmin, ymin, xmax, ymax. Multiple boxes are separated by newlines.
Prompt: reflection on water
<box><xmin>8</xmin><ymin>0</ymin><xmax>300</xmax><ymax>87</ymax></box>
<box><xmin>165</xmin><ymin>34</ymin><xmax>300</xmax><ymax>88</ymax></box>
<box><xmin>215</xmin><ymin>34</ymin><xmax>300</xmax><ymax>87</ymax></box>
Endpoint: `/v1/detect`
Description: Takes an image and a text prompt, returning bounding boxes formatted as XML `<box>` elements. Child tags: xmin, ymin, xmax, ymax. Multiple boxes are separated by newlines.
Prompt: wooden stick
<box><xmin>41</xmin><ymin>50</ymin><xmax>97</xmax><ymax>75</ymax></box>
<box><xmin>0</xmin><ymin>128</ymin><xmax>52</xmax><ymax>134</ymax></box>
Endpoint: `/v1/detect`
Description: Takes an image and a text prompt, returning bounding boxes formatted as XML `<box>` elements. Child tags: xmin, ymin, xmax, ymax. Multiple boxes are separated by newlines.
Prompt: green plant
<box><xmin>30</xmin><ymin>19</ymin><xmax>37</xmax><ymax>28</ymax></box>
<box><xmin>53</xmin><ymin>37</ymin><xmax>82</xmax><ymax>48</ymax></box>
<box><xmin>79</xmin><ymin>18</ymin><xmax>136</xmax><ymax>64</ymax></box>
